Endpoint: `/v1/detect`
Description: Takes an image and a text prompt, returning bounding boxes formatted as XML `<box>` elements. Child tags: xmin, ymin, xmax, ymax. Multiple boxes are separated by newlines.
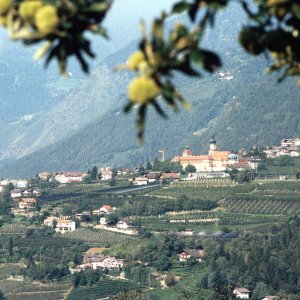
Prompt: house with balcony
<box><xmin>233</xmin><ymin>288</ymin><xmax>251</xmax><ymax>299</ymax></box>
<box><xmin>55</xmin><ymin>219</ymin><xmax>76</xmax><ymax>234</ymax></box>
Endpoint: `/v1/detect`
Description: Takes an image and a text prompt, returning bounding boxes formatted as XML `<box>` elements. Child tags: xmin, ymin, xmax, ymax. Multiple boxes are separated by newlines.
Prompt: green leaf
<box><xmin>172</xmin><ymin>1</ymin><xmax>191</xmax><ymax>14</ymax></box>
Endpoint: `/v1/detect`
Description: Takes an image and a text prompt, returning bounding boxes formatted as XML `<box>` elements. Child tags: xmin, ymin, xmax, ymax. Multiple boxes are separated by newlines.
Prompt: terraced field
<box><xmin>0</xmin><ymin>280</ymin><xmax>71</xmax><ymax>300</ymax></box>
<box><xmin>62</xmin><ymin>227</ymin><xmax>136</xmax><ymax>245</ymax></box>
<box><xmin>66</xmin><ymin>279</ymin><xmax>142</xmax><ymax>300</ymax></box>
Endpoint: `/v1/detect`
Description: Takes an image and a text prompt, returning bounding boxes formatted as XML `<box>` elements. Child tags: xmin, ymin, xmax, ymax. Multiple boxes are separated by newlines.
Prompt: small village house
<box><xmin>55</xmin><ymin>219</ymin><xmax>76</xmax><ymax>234</ymax></box>
<box><xmin>99</xmin><ymin>217</ymin><xmax>107</xmax><ymax>225</ymax></box>
<box><xmin>10</xmin><ymin>189</ymin><xmax>22</xmax><ymax>198</ymax></box>
<box><xmin>43</xmin><ymin>216</ymin><xmax>60</xmax><ymax>227</ymax></box>
<box><xmin>146</xmin><ymin>172</ymin><xmax>160</xmax><ymax>183</ymax></box>
<box><xmin>261</xmin><ymin>296</ymin><xmax>279</xmax><ymax>300</ymax></box>
<box><xmin>83</xmin><ymin>248</ymin><xmax>105</xmax><ymax>263</ymax></box>
<box><xmin>179</xmin><ymin>249</ymin><xmax>205</xmax><ymax>262</ymax></box>
<box><xmin>233</xmin><ymin>288</ymin><xmax>251</xmax><ymax>299</ymax></box>
<box><xmin>99</xmin><ymin>205</ymin><xmax>114</xmax><ymax>215</ymax></box>
<box><xmin>100</xmin><ymin>169</ymin><xmax>113</xmax><ymax>180</ymax></box>
<box><xmin>133</xmin><ymin>177</ymin><xmax>149</xmax><ymax>186</ymax></box>
<box><xmin>14</xmin><ymin>179</ymin><xmax>29</xmax><ymax>188</ymax></box>
<box><xmin>54</xmin><ymin>172</ymin><xmax>85</xmax><ymax>184</ymax></box>
<box><xmin>116</xmin><ymin>220</ymin><xmax>134</xmax><ymax>230</ymax></box>
<box><xmin>18</xmin><ymin>198</ymin><xmax>36</xmax><ymax>210</ymax></box>
<box><xmin>159</xmin><ymin>172</ymin><xmax>181</xmax><ymax>182</ymax></box>
<box><xmin>38</xmin><ymin>172</ymin><xmax>50</xmax><ymax>181</ymax></box>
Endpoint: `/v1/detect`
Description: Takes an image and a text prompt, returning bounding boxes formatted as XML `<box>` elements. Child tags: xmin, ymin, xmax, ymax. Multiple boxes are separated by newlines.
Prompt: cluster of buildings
<box><xmin>173</xmin><ymin>137</ymin><xmax>251</xmax><ymax>176</ymax></box>
<box><xmin>43</xmin><ymin>216</ymin><xmax>76</xmax><ymax>234</ymax></box>
<box><xmin>133</xmin><ymin>172</ymin><xmax>181</xmax><ymax>185</ymax></box>
<box><xmin>264</xmin><ymin>138</ymin><xmax>300</xmax><ymax>158</ymax></box>
<box><xmin>69</xmin><ymin>248</ymin><xmax>124</xmax><ymax>274</ymax></box>
<box><xmin>10</xmin><ymin>188</ymin><xmax>40</xmax><ymax>199</ymax></box>
<box><xmin>233</xmin><ymin>288</ymin><xmax>279</xmax><ymax>300</ymax></box>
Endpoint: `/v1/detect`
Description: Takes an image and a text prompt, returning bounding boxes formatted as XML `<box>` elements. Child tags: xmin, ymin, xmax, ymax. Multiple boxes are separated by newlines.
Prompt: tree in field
<box><xmin>185</xmin><ymin>164</ymin><xmax>196</xmax><ymax>173</ymax></box>
<box><xmin>8</xmin><ymin>237</ymin><xmax>13</xmax><ymax>257</ymax></box>
<box><xmin>2</xmin><ymin>0</ymin><xmax>300</xmax><ymax>139</ymax></box>
<box><xmin>90</xmin><ymin>166</ymin><xmax>98</xmax><ymax>180</ymax></box>
<box><xmin>0</xmin><ymin>290</ymin><xmax>6</xmax><ymax>300</ymax></box>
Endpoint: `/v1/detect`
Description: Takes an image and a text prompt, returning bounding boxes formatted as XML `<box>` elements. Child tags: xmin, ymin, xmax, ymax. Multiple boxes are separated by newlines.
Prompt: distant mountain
<box><xmin>2</xmin><ymin>45</ymin><xmax>300</xmax><ymax>177</ymax></box>
<box><xmin>0</xmin><ymin>1</ymin><xmax>176</xmax><ymax>161</ymax></box>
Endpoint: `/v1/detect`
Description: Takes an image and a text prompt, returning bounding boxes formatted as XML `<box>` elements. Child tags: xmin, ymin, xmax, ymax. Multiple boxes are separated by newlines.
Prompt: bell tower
<box><xmin>209</xmin><ymin>136</ymin><xmax>217</xmax><ymax>156</ymax></box>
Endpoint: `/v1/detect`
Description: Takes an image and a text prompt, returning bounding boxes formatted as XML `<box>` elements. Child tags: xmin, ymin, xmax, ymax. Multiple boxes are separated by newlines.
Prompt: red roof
<box><xmin>101</xmin><ymin>205</ymin><xmax>113</xmax><ymax>211</ymax></box>
<box><xmin>160</xmin><ymin>173</ymin><xmax>181</xmax><ymax>179</ymax></box>
<box><xmin>62</xmin><ymin>172</ymin><xmax>83</xmax><ymax>177</ymax></box>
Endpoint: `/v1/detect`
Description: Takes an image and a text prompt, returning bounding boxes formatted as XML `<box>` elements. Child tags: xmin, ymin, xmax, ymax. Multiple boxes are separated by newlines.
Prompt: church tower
<box><xmin>209</xmin><ymin>136</ymin><xmax>217</xmax><ymax>156</ymax></box>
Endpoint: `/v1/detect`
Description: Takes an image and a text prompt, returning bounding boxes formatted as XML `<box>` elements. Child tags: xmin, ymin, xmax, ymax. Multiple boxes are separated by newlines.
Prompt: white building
<box><xmin>117</xmin><ymin>220</ymin><xmax>134</xmax><ymax>230</ymax></box>
<box><xmin>10</xmin><ymin>189</ymin><xmax>22</xmax><ymax>198</ymax></box>
<box><xmin>55</xmin><ymin>172</ymin><xmax>85</xmax><ymax>184</ymax></box>
<box><xmin>99</xmin><ymin>205</ymin><xmax>114</xmax><ymax>215</ymax></box>
<box><xmin>55</xmin><ymin>220</ymin><xmax>76</xmax><ymax>234</ymax></box>
<box><xmin>16</xmin><ymin>180</ymin><xmax>29</xmax><ymax>188</ymax></box>
<box><xmin>133</xmin><ymin>177</ymin><xmax>148</xmax><ymax>185</ymax></box>
<box><xmin>44</xmin><ymin>216</ymin><xmax>60</xmax><ymax>227</ymax></box>
<box><xmin>233</xmin><ymin>288</ymin><xmax>250</xmax><ymax>299</ymax></box>
<box><xmin>18</xmin><ymin>198</ymin><xmax>36</xmax><ymax>210</ymax></box>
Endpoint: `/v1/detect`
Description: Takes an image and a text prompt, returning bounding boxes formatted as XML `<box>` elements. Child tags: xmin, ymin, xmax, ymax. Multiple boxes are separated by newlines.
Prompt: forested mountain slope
<box><xmin>2</xmin><ymin>46</ymin><xmax>300</xmax><ymax>177</ymax></box>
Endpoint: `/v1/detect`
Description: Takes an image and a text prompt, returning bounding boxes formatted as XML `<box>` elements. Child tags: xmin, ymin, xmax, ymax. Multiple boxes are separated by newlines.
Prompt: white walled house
<box><xmin>233</xmin><ymin>288</ymin><xmax>250</xmax><ymax>299</ymax></box>
<box><xmin>44</xmin><ymin>216</ymin><xmax>59</xmax><ymax>227</ymax></box>
<box><xmin>18</xmin><ymin>198</ymin><xmax>36</xmax><ymax>210</ymax></box>
<box><xmin>117</xmin><ymin>220</ymin><xmax>134</xmax><ymax>230</ymax></box>
<box><xmin>133</xmin><ymin>177</ymin><xmax>148</xmax><ymax>186</ymax></box>
<box><xmin>101</xmin><ymin>170</ymin><xmax>113</xmax><ymax>180</ymax></box>
<box><xmin>11</xmin><ymin>189</ymin><xmax>22</xmax><ymax>198</ymax></box>
<box><xmin>16</xmin><ymin>180</ymin><xmax>29</xmax><ymax>188</ymax></box>
<box><xmin>99</xmin><ymin>205</ymin><xmax>114</xmax><ymax>215</ymax></box>
<box><xmin>55</xmin><ymin>172</ymin><xmax>85</xmax><ymax>184</ymax></box>
<box><xmin>55</xmin><ymin>220</ymin><xmax>76</xmax><ymax>234</ymax></box>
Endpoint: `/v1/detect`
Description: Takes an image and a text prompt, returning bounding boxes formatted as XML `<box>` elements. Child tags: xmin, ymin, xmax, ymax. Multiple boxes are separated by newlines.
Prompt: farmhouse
<box><xmin>11</xmin><ymin>189</ymin><xmax>22</xmax><ymax>198</ymax></box>
<box><xmin>233</xmin><ymin>288</ymin><xmax>251</xmax><ymax>299</ymax></box>
<box><xmin>179</xmin><ymin>249</ymin><xmax>205</xmax><ymax>262</ymax></box>
<box><xmin>100</xmin><ymin>205</ymin><xmax>114</xmax><ymax>215</ymax></box>
<box><xmin>55</xmin><ymin>172</ymin><xmax>85</xmax><ymax>184</ymax></box>
<box><xmin>83</xmin><ymin>248</ymin><xmax>105</xmax><ymax>263</ymax></box>
<box><xmin>159</xmin><ymin>172</ymin><xmax>181</xmax><ymax>182</ymax></box>
<box><xmin>100</xmin><ymin>169</ymin><xmax>113</xmax><ymax>180</ymax></box>
<box><xmin>146</xmin><ymin>172</ymin><xmax>160</xmax><ymax>183</ymax></box>
<box><xmin>91</xmin><ymin>257</ymin><xmax>124</xmax><ymax>270</ymax></box>
<box><xmin>133</xmin><ymin>177</ymin><xmax>148</xmax><ymax>185</ymax></box>
<box><xmin>117</xmin><ymin>220</ymin><xmax>134</xmax><ymax>230</ymax></box>
<box><xmin>43</xmin><ymin>216</ymin><xmax>60</xmax><ymax>227</ymax></box>
<box><xmin>55</xmin><ymin>219</ymin><xmax>76</xmax><ymax>234</ymax></box>
<box><xmin>18</xmin><ymin>198</ymin><xmax>36</xmax><ymax>210</ymax></box>
<box><xmin>15</xmin><ymin>179</ymin><xmax>29</xmax><ymax>188</ymax></box>
<box><xmin>38</xmin><ymin>172</ymin><xmax>50</xmax><ymax>181</ymax></box>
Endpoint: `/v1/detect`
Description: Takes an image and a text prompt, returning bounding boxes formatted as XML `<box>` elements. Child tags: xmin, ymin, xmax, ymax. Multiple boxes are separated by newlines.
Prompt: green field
<box><xmin>0</xmin><ymin>280</ymin><xmax>71</xmax><ymax>300</ymax></box>
<box><xmin>62</xmin><ymin>227</ymin><xmax>136</xmax><ymax>245</ymax></box>
<box><xmin>66</xmin><ymin>279</ymin><xmax>142</xmax><ymax>300</ymax></box>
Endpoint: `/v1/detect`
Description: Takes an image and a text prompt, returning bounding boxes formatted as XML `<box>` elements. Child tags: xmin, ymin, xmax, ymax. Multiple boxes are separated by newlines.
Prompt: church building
<box><xmin>173</xmin><ymin>137</ymin><xmax>240</xmax><ymax>172</ymax></box>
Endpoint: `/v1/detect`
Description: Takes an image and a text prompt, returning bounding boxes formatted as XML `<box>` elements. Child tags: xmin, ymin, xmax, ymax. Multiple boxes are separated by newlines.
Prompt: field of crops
<box><xmin>0</xmin><ymin>224</ymin><xmax>28</xmax><ymax>235</ymax></box>
<box><xmin>223</xmin><ymin>199</ymin><xmax>300</xmax><ymax>214</ymax></box>
<box><xmin>66</xmin><ymin>279</ymin><xmax>142</xmax><ymax>300</ymax></box>
<box><xmin>62</xmin><ymin>228</ymin><xmax>135</xmax><ymax>245</ymax></box>
<box><xmin>140</xmin><ymin>210</ymin><xmax>285</xmax><ymax>232</ymax></box>
<box><xmin>0</xmin><ymin>280</ymin><xmax>71</xmax><ymax>300</ymax></box>
<box><xmin>0</xmin><ymin>264</ymin><xmax>25</xmax><ymax>279</ymax></box>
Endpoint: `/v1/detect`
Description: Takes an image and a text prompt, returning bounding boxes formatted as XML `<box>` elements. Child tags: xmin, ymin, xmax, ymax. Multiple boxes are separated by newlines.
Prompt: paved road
<box><xmin>39</xmin><ymin>184</ymin><xmax>160</xmax><ymax>202</ymax></box>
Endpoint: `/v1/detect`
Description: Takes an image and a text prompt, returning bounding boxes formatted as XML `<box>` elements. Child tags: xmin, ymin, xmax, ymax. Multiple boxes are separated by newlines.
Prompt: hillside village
<box><xmin>0</xmin><ymin>138</ymin><xmax>299</xmax><ymax>299</ymax></box>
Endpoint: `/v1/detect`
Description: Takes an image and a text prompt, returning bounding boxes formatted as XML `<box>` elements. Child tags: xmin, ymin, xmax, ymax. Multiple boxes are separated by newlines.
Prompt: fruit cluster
<box><xmin>0</xmin><ymin>0</ymin><xmax>111</xmax><ymax>74</ymax></box>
